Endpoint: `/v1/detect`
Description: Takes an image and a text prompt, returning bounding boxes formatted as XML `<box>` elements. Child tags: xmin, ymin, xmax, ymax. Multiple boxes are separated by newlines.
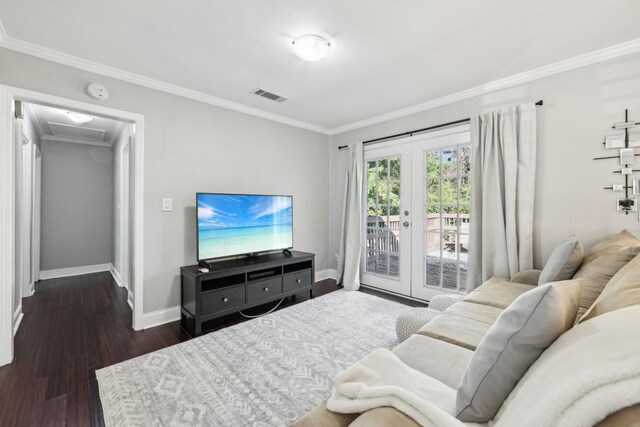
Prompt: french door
<box><xmin>362</xmin><ymin>143</ymin><xmax>412</xmax><ymax>296</ymax></box>
<box><xmin>361</xmin><ymin>126</ymin><xmax>471</xmax><ymax>301</ymax></box>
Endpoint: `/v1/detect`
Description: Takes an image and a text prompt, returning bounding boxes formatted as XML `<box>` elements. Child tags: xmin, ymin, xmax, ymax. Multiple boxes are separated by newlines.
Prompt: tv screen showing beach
<box><xmin>197</xmin><ymin>193</ymin><xmax>293</xmax><ymax>260</ymax></box>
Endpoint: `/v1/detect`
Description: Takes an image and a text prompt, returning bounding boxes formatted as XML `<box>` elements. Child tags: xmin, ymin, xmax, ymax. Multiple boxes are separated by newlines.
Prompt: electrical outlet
<box><xmin>162</xmin><ymin>198</ymin><xmax>173</xmax><ymax>212</ymax></box>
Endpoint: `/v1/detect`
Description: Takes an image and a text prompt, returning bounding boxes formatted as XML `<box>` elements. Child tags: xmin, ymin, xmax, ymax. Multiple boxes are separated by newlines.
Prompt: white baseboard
<box><xmin>109</xmin><ymin>263</ymin><xmax>124</xmax><ymax>287</ymax></box>
<box><xmin>315</xmin><ymin>268</ymin><xmax>338</xmax><ymax>282</ymax></box>
<box><xmin>109</xmin><ymin>264</ymin><xmax>134</xmax><ymax>309</ymax></box>
<box><xmin>40</xmin><ymin>263</ymin><xmax>111</xmax><ymax>280</ymax></box>
<box><xmin>143</xmin><ymin>306</ymin><xmax>181</xmax><ymax>329</ymax></box>
<box><xmin>25</xmin><ymin>282</ymin><xmax>34</xmax><ymax>297</ymax></box>
<box><xmin>13</xmin><ymin>304</ymin><xmax>23</xmax><ymax>336</ymax></box>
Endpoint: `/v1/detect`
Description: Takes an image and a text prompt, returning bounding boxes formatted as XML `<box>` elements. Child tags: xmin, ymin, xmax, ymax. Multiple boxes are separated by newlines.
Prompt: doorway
<box><xmin>0</xmin><ymin>85</ymin><xmax>145</xmax><ymax>367</ymax></box>
<box><xmin>361</xmin><ymin>125</ymin><xmax>471</xmax><ymax>301</ymax></box>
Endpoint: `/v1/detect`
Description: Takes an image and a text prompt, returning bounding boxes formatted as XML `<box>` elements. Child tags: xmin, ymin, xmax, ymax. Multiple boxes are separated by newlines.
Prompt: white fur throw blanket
<box><xmin>326</xmin><ymin>307</ymin><xmax>640</xmax><ymax>427</ymax></box>
<box><xmin>326</xmin><ymin>348</ymin><xmax>468</xmax><ymax>427</ymax></box>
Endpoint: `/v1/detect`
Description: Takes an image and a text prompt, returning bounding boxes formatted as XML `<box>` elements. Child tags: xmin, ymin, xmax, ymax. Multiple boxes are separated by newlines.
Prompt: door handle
<box><xmin>403</xmin><ymin>221</ymin><xmax>410</xmax><ymax>228</ymax></box>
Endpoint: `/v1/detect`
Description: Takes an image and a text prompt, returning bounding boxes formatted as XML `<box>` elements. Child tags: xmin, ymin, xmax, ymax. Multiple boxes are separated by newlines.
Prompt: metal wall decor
<box><xmin>594</xmin><ymin>109</ymin><xmax>640</xmax><ymax>215</ymax></box>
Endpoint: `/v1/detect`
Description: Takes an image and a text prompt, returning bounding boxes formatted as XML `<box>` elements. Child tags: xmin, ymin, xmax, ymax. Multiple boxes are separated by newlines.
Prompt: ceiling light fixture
<box><xmin>66</xmin><ymin>111</ymin><xmax>95</xmax><ymax>124</ymax></box>
<box><xmin>292</xmin><ymin>35</ymin><xmax>331</xmax><ymax>62</ymax></box>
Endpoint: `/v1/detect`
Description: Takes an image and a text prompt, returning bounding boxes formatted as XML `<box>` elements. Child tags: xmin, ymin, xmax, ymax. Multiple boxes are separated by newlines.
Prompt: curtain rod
<box><xmin>337</xmin><ymin>99</ymin><xmax>544</xmax><ymax>150</ymax></box>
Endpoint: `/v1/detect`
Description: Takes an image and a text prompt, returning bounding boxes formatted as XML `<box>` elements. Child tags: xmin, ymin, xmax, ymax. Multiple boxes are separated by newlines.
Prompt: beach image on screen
<box><xmin>197</xmin><ymin>194</ymin><xmax>293</xmax><ymax>260</ymax></box>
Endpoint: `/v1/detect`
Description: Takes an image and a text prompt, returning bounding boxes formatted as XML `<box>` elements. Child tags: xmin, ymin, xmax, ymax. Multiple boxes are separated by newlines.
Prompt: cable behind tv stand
<box><xmin>180</xmin><ymin>250</ymin><xmax>315</xmax><ymax>336</ymax></box>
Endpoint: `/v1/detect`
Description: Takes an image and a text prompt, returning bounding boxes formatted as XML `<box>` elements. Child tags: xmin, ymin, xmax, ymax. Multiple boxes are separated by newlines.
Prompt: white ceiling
<box><xmin>25</xmin><ymin>103</ymin><xmax>124</xmax><ymax>147</ymax></box>
<box><xmin>3</xmin><ymin>1</ymin><xmax>640</xmax><ymax>132</ymax></box>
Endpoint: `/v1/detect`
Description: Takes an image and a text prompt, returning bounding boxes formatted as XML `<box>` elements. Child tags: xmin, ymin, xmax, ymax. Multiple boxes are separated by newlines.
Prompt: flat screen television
<box><xmin>197</xmin><ymin>193</ymin><xmax>293</xmax><ymax>261</ymax></box>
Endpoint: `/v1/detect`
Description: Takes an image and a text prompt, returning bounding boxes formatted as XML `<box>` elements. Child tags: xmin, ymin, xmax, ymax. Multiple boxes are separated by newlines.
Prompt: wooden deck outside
<box><xmin>366</xmin><ymin>213</ymin><xmax>469</xmax><ymax>292</ymax></box>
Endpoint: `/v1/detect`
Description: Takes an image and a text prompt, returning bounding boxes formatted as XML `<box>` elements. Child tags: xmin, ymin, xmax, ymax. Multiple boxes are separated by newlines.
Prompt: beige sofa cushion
<box><xmin>456</xmin><ymin>279</ymin><xmax>581</xmax><ymax>422</ymax></box>
<box><xmin>538</xmin><ymin>237</ymin><xmax>584</xmax><ymax>284</ymax></box>
<box><xmin>418</xmin><ymin>302</ymin><xmax>503</xmax><ymax>350</ymax></box>
<box><xmin>393</xmin><ymin>334</ymin><xmax>473</xmax><ymax>389</ymax></box>
<box><xmin>580</xmin><ymin>252</ymin><xmax>640</xmax><ymax>322</ymax></box>
<box><xmin>346</xmin><ymin>403</ymin><xmax>640</xmax><ymax>427</ymax></box>
<box><xmin>444</xmin><ymin>300</ymin><xmax>504</xmax><ymax>322</ymax></box>
<box><xmin>348</xmin><ymin>407</ymin><xmax>421</xmax><ymax>427</ymax></box>
<box><xmin>572</xmin><ymin>230</ymin><xmax>640</xmax><ymax>320</ymax></box>
<box><xmin>291</xmin><ymin>400</ymin><xmax>358</xmax><ymax>427</ymax></box>
<box><xmin>345</xmin><ymin>403</ymin><xmax>640</xmax><ymax>427</ymax></box>
<box><xmin>510</xmin><ymin>269</ymin><xmax>541</xmax><ymax>286</ymax></box>
<box><xmin>463</xmin><ymin>276</ymin><xmax>535</xmax><ymax>309</ymax></box>
<box><xmin>597</xmin><ymin>403</ymin><xmax>640</xmax><ymax>427</ymax></box>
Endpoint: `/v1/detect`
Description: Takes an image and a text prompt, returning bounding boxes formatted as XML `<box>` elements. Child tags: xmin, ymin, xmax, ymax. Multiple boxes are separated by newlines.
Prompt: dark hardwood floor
<box><xmin>0</xmin><ymin>272</ymin><xmax>423</xmax><ymax>426</ymax></box>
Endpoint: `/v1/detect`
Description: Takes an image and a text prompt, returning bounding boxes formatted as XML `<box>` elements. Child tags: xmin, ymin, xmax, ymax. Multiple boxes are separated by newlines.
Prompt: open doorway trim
<box><xmin>0</xmin><ymin>85</ymin><xmax>145</xmax><ymax>366</ymax></box>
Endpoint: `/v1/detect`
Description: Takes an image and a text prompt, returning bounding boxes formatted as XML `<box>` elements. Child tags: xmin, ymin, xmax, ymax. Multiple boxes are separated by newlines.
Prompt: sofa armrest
<box><xmin>510</xmin><ymin>269</ymin><xmax>542</xmax><ymax>286</ymax></box>
<box><xmin>429</xmin><ymin>294</ymin><xmax>464</xmax><ymax>312</ymax></box>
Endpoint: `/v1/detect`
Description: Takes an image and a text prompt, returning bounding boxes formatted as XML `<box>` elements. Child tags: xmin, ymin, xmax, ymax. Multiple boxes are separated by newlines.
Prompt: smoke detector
<box><xmin>86</xmin><ymin>83</ymin><xmax>109</xmax><ymax>101</ymax></box>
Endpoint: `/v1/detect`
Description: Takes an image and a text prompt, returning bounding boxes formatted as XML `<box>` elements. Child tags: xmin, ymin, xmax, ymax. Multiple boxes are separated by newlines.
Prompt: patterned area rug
<box><xmin>97</xmin><ymin>290</ymin><xmax>407</xmax><ymax>426</ymax></box>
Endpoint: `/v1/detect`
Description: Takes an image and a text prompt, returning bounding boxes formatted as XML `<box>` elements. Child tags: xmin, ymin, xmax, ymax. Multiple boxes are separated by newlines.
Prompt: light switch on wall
<box><xmin>162</xmin><ymin>198</ymin><xmax>173</xmax><ymax>212</ymax></box>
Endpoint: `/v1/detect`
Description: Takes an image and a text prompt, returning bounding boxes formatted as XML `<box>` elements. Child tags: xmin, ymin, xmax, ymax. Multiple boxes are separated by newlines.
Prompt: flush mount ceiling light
<box><xmin>292</xmin><ymin>35</ymin><xmax>331</xmax><ymax>62</ymax></box>
<box><xmin>66</xmin><ymin>111</ymin><xmax>95</xmax><ymax>124</ymax></box>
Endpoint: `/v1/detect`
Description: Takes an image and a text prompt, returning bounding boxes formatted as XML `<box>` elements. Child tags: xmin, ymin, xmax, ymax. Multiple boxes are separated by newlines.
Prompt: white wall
<box><xmin>330</xmin><ymin>52</ymin><xmax>640</xmax><ymax>270</ymax></box>
<box><xmin>0</xmin><ymin>47</ymin><xmax>331</xmax><ymax>315</ymax></box>
<box><xmin>40</xmin><ymin>140</ymin><xmax>114</xmax><ymax>270</ymax></box>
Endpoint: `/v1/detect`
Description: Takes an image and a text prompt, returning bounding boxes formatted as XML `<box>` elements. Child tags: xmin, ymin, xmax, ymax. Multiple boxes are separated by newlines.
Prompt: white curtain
<box><xmin>467</xmin><ymin>104</ymin><xmax>537</xmax><ymax>291</ymax></box>
<box><xmin>337</xmin><ymin>141</ymin><xmax>364</xmax><ymax>291</ymax></box>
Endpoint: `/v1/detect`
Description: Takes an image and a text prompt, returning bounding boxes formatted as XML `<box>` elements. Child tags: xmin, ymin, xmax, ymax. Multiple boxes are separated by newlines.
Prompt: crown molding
<box><xmin>41</xmin><ymin>134</ymin><xmax>114</xmax><ymax>148</ymax></box>
<box><xmin>0</xmin><ymin>29</ymin><xmax>331</xmax><ymax>135</ymax></box>
<box><xmin>329</xmin><ymin>37</ymin><xmax>640</xmax><ymax>135</ymax></box>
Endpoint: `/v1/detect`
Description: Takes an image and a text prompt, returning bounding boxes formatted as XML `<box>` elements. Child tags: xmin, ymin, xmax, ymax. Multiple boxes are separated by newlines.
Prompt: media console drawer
<box><xmin>283</xmin><ymin>269</ymin><xmax>312</xmax><ymax>293</ymax></box>
<box><xmin>247</xmin><ymin>277</ymin><xmax>282</xmax><ymax>302</ymax></box>
<box><xmin>201</xmin><ymin>285</ymin><xmax>245</xmax><ymax>314</ymax></box>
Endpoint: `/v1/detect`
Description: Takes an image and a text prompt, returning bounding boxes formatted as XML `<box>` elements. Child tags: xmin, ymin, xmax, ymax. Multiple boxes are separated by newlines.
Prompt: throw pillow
<box><xmin>572</xmin><ymin>230</ymin><xmax>640</xmax><ymax>320</ymax></box>
<box><xmin>538</xmin><ymin>236</ymin><xmax>584</xmax><ymax>285</ymax></box>
<box><xmin>455</xmin><ymin>279</ymin><xmax>582</xmax><ymax>422</ymax></box>
<box><xmin>580</xmin><ymin>251</ymin><xmax>640</xmax><ymax>322</ymax></box>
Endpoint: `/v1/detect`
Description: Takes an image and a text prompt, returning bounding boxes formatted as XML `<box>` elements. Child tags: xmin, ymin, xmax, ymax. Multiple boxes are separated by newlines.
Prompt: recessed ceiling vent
<box><xmin>253</xmin><ymin>88</ymin><xmax>287</xmax><ymax>103</ymax></box>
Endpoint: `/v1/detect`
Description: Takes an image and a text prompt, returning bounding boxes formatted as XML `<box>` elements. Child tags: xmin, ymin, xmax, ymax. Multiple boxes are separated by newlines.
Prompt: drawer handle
<box><xmin>296</xmin><ymin>279</ymin><xmax>302</xmax><ymax>283</ymax></box>
<box><xmin>222</xmin><ymin>297</ymin><xmax>229</xmax><ymax>303</ymax></box>
<box><xmin>263</xmin><ymin>287</ymin><xmax>269</xmax><ymax>292</ymax></box>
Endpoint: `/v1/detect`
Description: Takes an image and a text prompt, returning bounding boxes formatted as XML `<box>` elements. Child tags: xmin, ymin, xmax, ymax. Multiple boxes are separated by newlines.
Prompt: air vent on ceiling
<box><xmin>253</xmin><ymin>88</ymin><xmax>287</xmax><ymax>103</ymax></box>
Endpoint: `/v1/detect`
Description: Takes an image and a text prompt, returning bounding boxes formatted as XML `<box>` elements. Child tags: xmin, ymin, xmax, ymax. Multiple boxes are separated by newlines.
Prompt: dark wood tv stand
<box><xmin>180</xmin><ymin>250</ymin><xmax>315</xmax><ymax>336</ymax></box>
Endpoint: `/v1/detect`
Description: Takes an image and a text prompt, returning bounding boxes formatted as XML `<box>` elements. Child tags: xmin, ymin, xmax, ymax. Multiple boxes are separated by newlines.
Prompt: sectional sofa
<box><xmin>294</xmin><ymin>230</ymin><xmax>640</xmax><ymax>426</ymax></box>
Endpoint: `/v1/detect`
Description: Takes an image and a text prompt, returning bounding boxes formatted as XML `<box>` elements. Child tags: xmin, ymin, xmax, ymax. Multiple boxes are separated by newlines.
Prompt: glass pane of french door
<box><xmin>362</xmin><ymin>143</ymin><xmax>411</xmax><ymax>296</ymax></box>
<box><xmin>365</xmin><ymin>157</ymin><xmax>400</xmax><ymax>278</ymax></box>
<box><xmin>424</xmin><ymin>145</ymin><xmax>470</xmax><ymax>293</ymax></box>
<box><xmin>411</xmin><ymin>128</ymin><xmax>471</xmax><ymax>301</ymax></box>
